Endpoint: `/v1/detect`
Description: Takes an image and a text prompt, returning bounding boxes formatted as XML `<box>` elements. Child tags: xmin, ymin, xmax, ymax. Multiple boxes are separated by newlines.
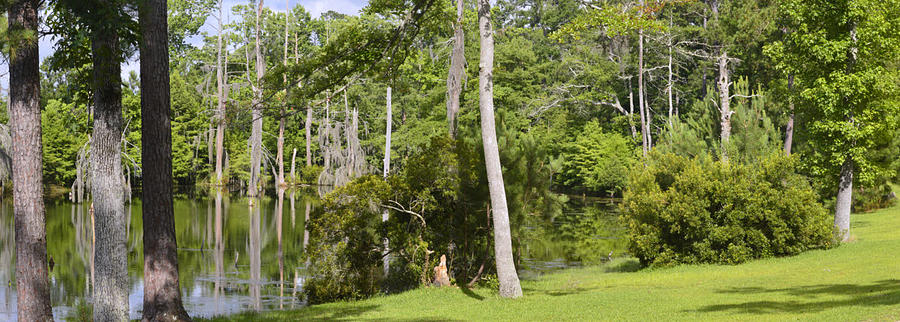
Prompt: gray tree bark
<box><xmin>478</xmin><ymin>0</ymin><xmax>522</xmax><ymax>298</ymax></box>
<box><xmin>248</xmin><ymin>0</ymin><xmax>265</xmax><ymax>197</ymax></box>
<box><xmin>278</xmin><ymin>0</ymin><xmax>289</xmax><ymax>187</ymax></box>
<box><xmin>138</xmin><ymin>0</ymin><xmax>191</xmax><ymax>319</ymax></box>
<box><xmin>306</xmin><ymin>106</ymin><xmax>313</xmax><ymax>167</ymax></box>
<box><xmin>717</xmin><ymin>51</ymin><xmax>732</xmax><ymax>158</ymax></box>
<box><xmin>784</xmin><ymin>74</ymin><xmax>794</xmax><ymax>155</ymax></box>
<box><xmin>383</xmin><ymin>86</ymin><xmax>392</xmax><ymax>275</ymax></box>
<box><xmin>290</xmin><ymin>148</ymin><xmax>297</xmax><ymax>182</ymax></box>
<box><xmin>834</xmin><ymin>158</ymin><xmax>853</xmax><ymax>242</ymax></box>
<box><xmin>91</xmin><ymin>21</ymin><xmax>129</xmax><ymax>322</ymax></box>
<box><xmin>446</xmin><ymin>0</ymin><xmax>465</xmax><ymax>138</ymax></box>
<box><xmin>8</xmin><ymin>0</ymin><xmax>53</xmax><ymax>319</ymax></box>
<box><xmin>666</xmin><ymin>16</ymin><xmax>674</xmax><ymax>128</ymax></box>
<box><xmin>637</xmin><ymin>0</ymin><xmax>648</xmax><ymax>157</ymax></box>
<box><xmin>215</xmin><ymin>0</ymin><xmax>227</xmax><ymax>185</ymax></box>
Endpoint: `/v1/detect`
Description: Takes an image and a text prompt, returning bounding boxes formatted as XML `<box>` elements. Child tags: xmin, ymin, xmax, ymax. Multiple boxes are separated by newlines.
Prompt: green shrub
<box><xmin>305</xmin><ymin>175</ymin><xmax>389</xmax><ymax>304</ymax></box>
<box><xmin>297</xmin><ymin>165</ymin><xmax>323</xmax><ymax>184</ymax></box>
<box><xmin>559</xmin><ymin>120</ymin><xmax>636</xmax><ymax>195</ymax></box>
<box><xmin>621</xmin><ymin>152</ymin><xmax>832</xmax><ymax>267</ymax></box>
<box><xmin>853</xmin><ymin>184</ymin><xmax>897</xmax><ymax>212</ymax></box>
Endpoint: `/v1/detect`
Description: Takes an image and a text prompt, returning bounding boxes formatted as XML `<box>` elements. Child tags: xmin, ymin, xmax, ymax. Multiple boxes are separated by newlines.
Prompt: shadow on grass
<box><xmin>461</xmin><ymin>287</ymin><xmax>485</xmax><ymax>301</ymax></box>
<box><xmin>278</xmin><ymin>304</ymin><xmax>380</xmax><ymax>321</ymax></box>
<box><xmin>522</xmin><ymin>285</ymin><xmax>598</xmax><ymax>297</ymax></box>
<box><xmin>692</xmin><ymin>279</ymin><xmax>900</xmax><ymax>315</ymax></box>
<box><xmin>604</xmin><ymin>258</ymin><xmax>641</xmax><ymax>273</ymax></box>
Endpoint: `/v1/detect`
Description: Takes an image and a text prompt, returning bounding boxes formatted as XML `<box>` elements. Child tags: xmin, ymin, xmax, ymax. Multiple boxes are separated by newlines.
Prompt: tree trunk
<box><xmin>784</xmin><ymin>74</ymin><xmax>794</xmax><ymax>155</ymax></box>
<box><xmin>446</xmin><ymin>0</ymin><xmax>465</xmax><ymax>138</ymax></box>
<box><xmin>717</xmin><ymin>51</ymin><xmax>732</xmax><ymax>160</ymax></box>
<box><xmin>834</xmin><ymin>157</ymin><xmax>853</xmax><ymax>242</ymax></box>
<box><xmin>305</xmin><ymin>106</ymin><xmax>312</xmax><ymax>167</ymax></box>
<box><xmin>637</xmin><ymin>19</ymin><xmax>648</xmax><ymax>157</ymax></box>
<box><xmin>138</xmin><ymin>0</ymin><xmax>191</xmax><ymax>319</ymax></box>
<box><xmin>249</xmin><ymin>204</ymin><xmax>261</xmax><ymax>311</ymax></box>
<box><xmin>278</xmin><ymin>0</ymin><xmax>289</xmax><ymax>187</ymax></box>
<box><xmin>383</xmin><ymin>86</ymin><xmax>392</xmax><ymax>275</ymax></box>
<box><xmin>628</xmin><ymin>81</ymin><xmax>636</xmax><ymax>139</ymax></box>
<box><xmin>248</xmin><ymin>0</ymin><xmax>265</xmax><ymax>197</ymax></box>
<box><xmin>215</xmin><ymin>0</ymin><xmax>227</xmax><ymax>185</ymax></box>
<box><xmin>91</xmin><ymin>23</ymin><xmax>129</xmax><ymax>322</ymax></box>
<box><xmin>290</xmin><ymin>148</ymin><xmax>297</xmax><ymax>183</ymax></box>
<box><xmin>8</xmin><ymin>0</ymin><xmax>53</xmax><ymax>319</ymax></box>
<box><xmin>278</xmin><ymin>114</ymin><xmax>285</xmax><ymax>186</ymax></box>
<box><xmin>667</xmin><ymin>18</ymin><xmax>674</xmax><ymax>128</ymax></box>
<box><xmin>477</xmin><ymin>0</ymin><xmax>522</xmax><ymax>298</ymax></box>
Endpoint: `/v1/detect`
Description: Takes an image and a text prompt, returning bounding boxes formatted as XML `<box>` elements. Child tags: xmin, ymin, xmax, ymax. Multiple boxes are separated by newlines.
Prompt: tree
<box><xmin>446</xmin><ymin>0</ymin><xmax>464</xmax><ymax>138</ymax></box>
<box><xmin>91</xmin><ymin>15</ymin><xmax>130</xmax><ymax>322</ymax></box>
<box><xmin>248</xmin><ymin>0</ymin><xmax>265</xmax><ymax>197</ymax></box>
<box><xmin>139</xmin><ymin>0</ymin><xmax>192</xmax><ymax>320</ymax></box>
<box><xmin>770</xmin><ymin>0</ymin><xmax>900</xmax><ymax>241</ymax></box>
<box><xmin>477</xmin><ymin>0</ymin><xmax>523</xmax><ymax>298</ymax></box>
<box><xmin>8</xmin><ymin>0</ymin><xmax>53</xmax><ymax>319</ymax></box>
<box><xmin>214</xmin><ymin>0</ymin><xmax>227</xmax><ymax>185</ymax></box>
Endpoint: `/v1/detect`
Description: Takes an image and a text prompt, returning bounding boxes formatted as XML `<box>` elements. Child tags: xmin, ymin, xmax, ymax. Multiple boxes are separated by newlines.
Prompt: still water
<box><xmin>0</xmin><ymin>189</ymin><xmax>623</xmax><ymax>320</ymax></box>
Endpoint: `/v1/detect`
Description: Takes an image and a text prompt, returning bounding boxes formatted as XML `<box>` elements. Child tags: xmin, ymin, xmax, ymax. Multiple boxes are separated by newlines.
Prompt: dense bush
<box><xmin>305</xmin><ymin>133</ymin><xmax>565</xmax><ymax>302</ymax></box>
<box><xmin>305</xmin><ymin>137</ymin><xmax>493</xmax><ymax>303</ymax></box>
<box><xmin>621</xmin><ymin>152</ymin><xmax>832</xmax><ymax>267</ymax></box>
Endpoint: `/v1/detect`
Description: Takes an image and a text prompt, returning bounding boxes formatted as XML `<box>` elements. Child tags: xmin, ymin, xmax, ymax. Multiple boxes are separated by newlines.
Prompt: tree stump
<box><xmin>433</xmin><ymin>254</ymin><xmax>451</xmax><ymax>287</ymax></box>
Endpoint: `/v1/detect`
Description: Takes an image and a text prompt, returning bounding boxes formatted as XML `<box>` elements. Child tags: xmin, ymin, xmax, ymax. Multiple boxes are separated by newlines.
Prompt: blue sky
<box><xmin>1</xmin><ymin>0</ymin><xmax>367</xmax><ymax>93</ymax></box>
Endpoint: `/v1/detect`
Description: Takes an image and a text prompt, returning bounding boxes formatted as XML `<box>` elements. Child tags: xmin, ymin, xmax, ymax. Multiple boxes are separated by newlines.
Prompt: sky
<box><xmin>1</xmin><ymin>0</ymin><xmax>367</xmax><ymax>92</ymax></box>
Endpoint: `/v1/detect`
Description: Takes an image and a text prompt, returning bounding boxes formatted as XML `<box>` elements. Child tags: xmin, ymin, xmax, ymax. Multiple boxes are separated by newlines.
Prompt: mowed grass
<box><xmin>206</xmin><ymin>202</ymin><xmax>900</xmax><ymax>321</ymax></box>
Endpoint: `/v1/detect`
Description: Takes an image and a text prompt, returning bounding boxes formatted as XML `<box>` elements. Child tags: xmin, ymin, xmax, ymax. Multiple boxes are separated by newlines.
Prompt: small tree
<box><xmin>767</xmin><ymin>0</ymin><xmax>900</xmax><ymax>242</ymax></box>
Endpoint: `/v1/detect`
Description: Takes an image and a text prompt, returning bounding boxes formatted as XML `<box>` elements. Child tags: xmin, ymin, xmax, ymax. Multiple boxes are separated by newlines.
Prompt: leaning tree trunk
<box><xmin>91</xmin><ymin>23</ymin><xmax>129</xmax><ymax>322</ymax></box>
<box><xmin>248</xmin><ymin>0</ymin><xmax>265</xmax><ymax>197</ymax></box>
<box><xmin>138</xmin><ymin>0</ymin><xmax>191</xmax><ymax>320</ymax></box>
<box><xmin>834</xmin><ymin>157</ymin><xmax>853</xmax><ymax>242</ymax></box>
<box><xmin>8</xmin><ymin>0</ymin><xmax>53</xmax><ymax>319</ymax></box>
<box><xmin>446</xmin><ymin>0</ymin><xmax>465</xmax><ymax>138</ymax></box>
<box><xmin>214</xmin><ymin>0</ymin><xmax>227</xmax><ymax>185</ymax></box>
<box><xmin>477</xmin><ymin>0</ymin><xmax>522</xmax><ymax>298</ymax></box>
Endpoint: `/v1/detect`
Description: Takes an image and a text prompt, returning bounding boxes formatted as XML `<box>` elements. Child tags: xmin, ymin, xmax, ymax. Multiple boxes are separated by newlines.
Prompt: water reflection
<box><xmin>0</xmin><ymin>188</ymin><xmax>318</xmax><ymax>320</ymax></box>
<box><xmin>0</xmin><ymin>189</ymin><xmax>621</xmax><ymax>320</ymax></box>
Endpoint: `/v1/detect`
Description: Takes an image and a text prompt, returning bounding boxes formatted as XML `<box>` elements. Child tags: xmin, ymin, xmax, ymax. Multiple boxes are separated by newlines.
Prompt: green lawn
<box><xmin>207</xmin><ymin>202</ymin><xmax>900</xmax><ymax>321</ymax></box>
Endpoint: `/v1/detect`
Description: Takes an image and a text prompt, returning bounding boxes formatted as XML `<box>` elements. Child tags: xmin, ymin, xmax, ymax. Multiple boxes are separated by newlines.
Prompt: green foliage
<box><xmin>622</xmin><ymin>152</ymin><xmax>832</xmax><ymax>266</ymax></box>
<box><xmin>766</xmin><ymin>0</ymin><xmax>900</xmax><ymax>189</ymax></box>
<box><xmin>559</xmin><ymin>120</ymin><xmax>636</xmax><ymax>195</ymax></box>
<box><xmin>658</xmin><ymin>79</ymin><xmax>780</xmax><ymax>164</ymax></box>
<box><xmin>41</xmin><ymin>99</ymin><xmax>89</xmax><ymax>185</ymax></box>
<box><xmin>305</xmin><ymin>175</ymin><xmax>390</xmax><ymax>304</ymax></box>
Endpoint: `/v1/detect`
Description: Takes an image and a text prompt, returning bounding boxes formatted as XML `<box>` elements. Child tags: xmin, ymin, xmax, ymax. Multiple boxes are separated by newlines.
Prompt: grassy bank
<box><xmin>207</xmin><ymin>201</ymin><xmax>900</xmax><ymax>321</ymax></box>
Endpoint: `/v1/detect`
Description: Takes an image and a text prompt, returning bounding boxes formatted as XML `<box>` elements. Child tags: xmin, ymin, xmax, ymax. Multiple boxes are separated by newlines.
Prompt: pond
<box><xmin>0</xmin><ymin>188</ymin><xmax>625</xmax><ymax>320</ymax></box>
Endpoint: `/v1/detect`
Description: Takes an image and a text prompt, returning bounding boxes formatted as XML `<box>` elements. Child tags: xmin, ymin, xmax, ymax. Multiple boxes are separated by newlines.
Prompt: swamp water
<box><xmin>0</xmin><ymin>189</ymin><xmax>624</xmax><ymax>320</ymax></box>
